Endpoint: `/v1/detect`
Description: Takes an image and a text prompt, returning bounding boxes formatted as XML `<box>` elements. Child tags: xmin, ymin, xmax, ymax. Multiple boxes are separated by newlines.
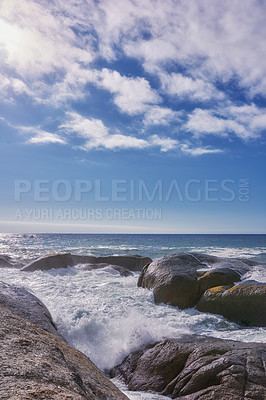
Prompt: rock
<box><xmin>197</xmin><ymin>281</ymin><xmax>266</xmax><ymax>326</ymax></box>
<box><xmin>21</xmin><ymin>253</ymin><xmax>151</xmax><ymax>272</ymax></box>
<box><xmin>110</xmin><ymin>335</ymin><xmax>266</xmax><ymax>399</ymax></box>
<box><xmin>76</xmin><ymin>263</ymin><xmax>133</xmax><ymax>277</ymax></box>
<box><xmin>72</xmin><ymin>254</ymin><xmax>152</xmax><ymax>271</ymax></box>
<box><xmin>197</xmin><ymin>267</ymin><xmax>241</xmax><ymax>294</ymax></box>
<box><xmin>21</xmin><ymin>253</ymin><xmax>74</xmax><ymax>271</ymax></box>
<box><xmin>0</xmin><ymin>303</ymin><xmax>129</xmax><ymax>400</ymax></box>
<box><xmin>0</xmin><ymin>281</ymin><xmax>63</xmax><ymax>340</ymax></box>
<box><xmin>0</xmin><ymin>284</ymin><xmax>129</xmax><ymax>400</ymax></box>
<box><xmin>138</xmin><ymin>253</ymin><xmax>254</xmax><ymax>309</ymax></box>
<box><xmin>0</xmin><ymin>254</ymin><xmax>24</xmax><ymax>269</ymax></box>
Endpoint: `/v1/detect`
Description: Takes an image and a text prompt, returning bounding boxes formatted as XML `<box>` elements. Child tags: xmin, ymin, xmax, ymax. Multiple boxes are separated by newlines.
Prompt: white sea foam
<box><xmin>112</xmin><ymin>378</ymin><xmax>169</xmax><ymax>400</ymax></box>
<box><xmin>242</xmin><ymin>266</ymin><xmax>266</xmax><ymax>283</ymax></box>
<box><xmin>0</xmin><ymin>267</ymin><xmax>265</xmax><ymax>368</ymax></box>
<box><xmin>0</xmin><ymin>233</ymin><xmax>266</xmax><ymax>400</ymax></box>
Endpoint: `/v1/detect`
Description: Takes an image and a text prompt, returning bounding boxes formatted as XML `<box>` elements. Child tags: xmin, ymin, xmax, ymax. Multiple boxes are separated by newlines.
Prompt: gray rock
<box><xmin>21</xmin><ymin>253</ymin><xmax>151</xmax><ymax>272</ymax></box>
<box><xmin>110</xmin><ymin>335</ymin><xmax>266</xmax><ymax>399</ymax></box>
<box><xmin>0</xmin><ymin>302</ymin><xmax>129</xmax><ymax>400</ymax></box>
<box><xmin>0</xmin><ymin>281</ymin><xmax>63</xmax><ymax>340</ymax></box>
<box><xmin>21</xmin><ymin>252</ymin><xmax>74</xmax><ymax>271</ymax></box>
<box><xmin>0</xmin><ymin>254</ymin><xmax>24</xmax><ymax>269</ymax></box>
<box><xmin>76</xmin><ymin>263</ymin><xmax>133</xmax><ymax>277</ymax></box>
<box><xmin>138</xmin><ymin>253</ymin><xmax>255</xmax><ymax>309</ymax></box>
<box><xmin>72</xmin><ymin>254</ymin><xmax>152</xmax><ymax>271</ymax></box>
<box><xmin>197</xmin><ymin>281</ymin><xmax>266</xmax><ymax>326</ymax></box>
<box><xmin>197</xmin><ymin>267</ymin><xmax>241</xmax><ymax>294</ymax></box>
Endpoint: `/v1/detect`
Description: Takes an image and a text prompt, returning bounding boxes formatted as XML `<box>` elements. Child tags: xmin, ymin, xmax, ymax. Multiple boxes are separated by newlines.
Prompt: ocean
<box><xmin>0</xmin><ymin>233</ymin><xmax>266</xmax><ymax>399</ymax></box>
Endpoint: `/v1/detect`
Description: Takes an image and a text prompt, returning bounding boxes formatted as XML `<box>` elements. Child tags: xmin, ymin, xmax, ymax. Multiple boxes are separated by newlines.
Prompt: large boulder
<box><xmin>0</xmin><ymin>281</ymin><xmax>63</xmax><ymax>340</ymax></box>
<box><xmin>197</xmin><ymin>281</ymin><xmax>266</xmax><ymax>326</ymax></box>
<box><xmin>110</xmin><ymin>335</ymin><xmax>266</xmax><ymax>400</ymax></box>
<box><xmin>72</xmin><ymin>254</ymin><xmax>152</xmax><ymax>271</ymax></box>
<box><xmin>0</xmin><ymin>254</ymin><xmax>24</xmax><ymax>269</ymax></box>
<box><xmin>0</xmin><ymin>286</ymin><xmax>128</xmax><ymax>400</ymax></box>
<box><xmin>138</xmin><ymin>253</ymin><xmax>253</xmax><ymax>309</ymax></box>
<box><xmin>21</xmin><ymin>253</ymin><xmax>151</xmax><ymax>272</ymax></box>
<box><xmin>21</xmin><ymin>253</ymin><xmax>74</xmax><ymax>271</ymax></box>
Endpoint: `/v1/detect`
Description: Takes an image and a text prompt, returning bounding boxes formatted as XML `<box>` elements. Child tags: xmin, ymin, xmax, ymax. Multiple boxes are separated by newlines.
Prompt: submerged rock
<box><xmin>0</xmin><ymin>283</ymin><xmax>128</xmax><ymax>400</ymax></box>
<box><xmin>0</xmin><ymin>254</ymin><xmax>24</xmax><ymax>269</ymax></box>
<box><xmin>72</xmin><ymin>254</ymin><xmax>152</xmax><ymax>271</ymax></box>
<box><xmin>21</xmin><ymin>253</ymin><xmax>151</xmax><ymax>272</ymax></box>
<box><xmin>110</xmin><ymin>335</ymin><xmax>266</xmax><ymax>399</ymax></box>
<box><xmin>197</xmin><ymin>281</ymin><xmax>266</xmax><ymax>326</ymax></box>
<box><xmin>76</xmin><ymin>263</ymin><xmax>133</xmax><ymax>277</ymax></box>
<box><xmin>21</xmin><ymin>252</ymin><xmax>74</xmax><ymax>271</ymax></box>
<box><xmin>138</xmin><ymin>252</ymin><xmax>254</xmax><ymax>309</ymax></box>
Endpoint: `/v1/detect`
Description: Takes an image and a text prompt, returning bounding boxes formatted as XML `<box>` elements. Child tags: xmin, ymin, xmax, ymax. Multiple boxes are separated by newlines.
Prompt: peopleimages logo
<box><xmin>14</xmin><ymin>178</ymin><xmax>250</xmax><ymax>203</ymax></box>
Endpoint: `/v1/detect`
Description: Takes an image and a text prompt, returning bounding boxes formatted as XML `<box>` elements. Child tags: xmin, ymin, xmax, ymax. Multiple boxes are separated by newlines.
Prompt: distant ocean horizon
<box><xmin>1</xmin><ymin>232</ymin><xmax>266</xmax><ymax>263</ymax></box>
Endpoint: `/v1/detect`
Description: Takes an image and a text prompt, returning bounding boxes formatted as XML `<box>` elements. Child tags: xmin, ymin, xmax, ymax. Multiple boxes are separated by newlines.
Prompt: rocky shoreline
<box><xmin>111</xmin><ymin>335</ymin><xmax>266</xmax><ymax>399</ymax></box>
<box><xmin>0</xmin><ymin>281</ymin><xmax>128</xmax><ymax>400</ymax></box>
<box><xmin>138</xmin><ymin>252</ymin><xmax>266</xmax><ymax>327</ymax></box>
<box><xmin>0</xmin><ymin>251</ymin><xmax>266</xmax><ymax>399</ymax></box>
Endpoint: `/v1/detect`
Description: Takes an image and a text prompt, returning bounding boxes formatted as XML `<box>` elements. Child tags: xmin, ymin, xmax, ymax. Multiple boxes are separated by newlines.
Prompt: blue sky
<box><xmin>0</xmin><ymin>0</ymin><xmax>266</xmax><ymax>233</ymax></box>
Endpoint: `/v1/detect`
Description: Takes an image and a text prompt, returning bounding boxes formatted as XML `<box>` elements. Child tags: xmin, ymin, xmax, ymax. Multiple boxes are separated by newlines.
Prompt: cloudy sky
<box><xmin>0</xmin><ymin>0</ymin><xmax>266</xmax><ymax>233</ymax></box>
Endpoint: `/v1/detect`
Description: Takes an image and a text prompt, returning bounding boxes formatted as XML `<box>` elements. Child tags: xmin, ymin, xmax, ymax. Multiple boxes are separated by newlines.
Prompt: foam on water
<box><xmin>0</xmin><ymin>267</ymin><xmax>265</xmax><ymax>370</ymax></box>
<box><xmin>0</xmin><ymin>233</ymin><xmax>266</xmax><ymax>399</ymax></box>
<box><xmin>242</xmin><ymin>265</ymin><xmax>266</xmax><ymax>283</ymax></box>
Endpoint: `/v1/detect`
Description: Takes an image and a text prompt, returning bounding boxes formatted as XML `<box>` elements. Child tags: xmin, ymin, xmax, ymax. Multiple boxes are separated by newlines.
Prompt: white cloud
<box><xmin>0</xmin><ymin>73</ymin><xmax>32</xmax><ymax>100</ymax></box>
<box><xmin>143</xmin><ymin>106</ymin><xmax>180</xmax><ymax>126</ymax></box>
<box><xmin>0</xmin><ymin>1</ymin><xmax>93</xmax><ymax>78</ymax></box>
<box><xmin>150</xmin><ymin>135</ymin><xmax>178</xmax><ymax>152</ymax></box>
<box><xmin>27</xmin><ymin>131</ymin><xmax>66</xmax><ymax>144</ymax></box>
<box><xmin>160</xmin><ymin>73</ymin><xmax>224</xmax><ymax>101</ymax></box>
<box><xmin>181</xmin><ymin>144</ymin><xmax>223</xmax><ymax>156</ymax></box>
<box><xmin>0</xmin><ymin>0</ymin><xmax>95</xmax><ymax>105</ymax></box>
<box><xmin>19</xmin><ymin>126</ymin><xmax>66</xmax><ymax>144</ymax></box>
<box><xmin>225</xmin><ymin>104</ymin><xmax>266</xmax><ymax>132</ymax></box>
<box><xmin>0</xmin><ymin>116</ymin><xmax>66</xmax><ymax>144</ymax></box>
<box><xmin>124</xmin><ymin>38</ymin><xmax>178</xmax><ymax>67</ymax></box>
<box><xmin>60</xmin><ymin>112</ymin><xmax>149</xmax><ymax>150</ymax></box>
<box><xmin>186</xmin><ymin>108</ymin><xmax>251</xmax><ymax>140</ymax></box>
<box><xmin>100</xmin><ymin>0</ymin><xmax>266</xmax><ymax>97</ymax></box>
<box><xmin>0</xmin><ymin>0</ymin><xmax>266</xmax><ymax>156</ymax></box>
<box><xmin>91</xmin><ymin>134</ymin><xmax>149</xmax><ymax>151</ymax></box>
<box><xmin>186</xmin><ymin>103</ymin><xmax>266</xmax><ymax>141</ymax></box>
<box><xmin>61</xmin><ymin>112</ymin><xmax>109</xmax><ymax>139</ymax></box>
<box><xmin>251</xmin><ymin>114</ymin><xmax>266</xmax><ymax>131</ymax></box>
<box><xmin>2</xmin><ymin>0</ymin><xmax>266</xmax><ymax>104</ymax></box>
<box><xmin>60</xmin><ymin>112</ymin><xmax>179</xmax><ymax>152</ymax></box>
<box><xmin>97</xmin><ymin>69</ymin><xmax>160</xmax><ymax>115</ymax></box>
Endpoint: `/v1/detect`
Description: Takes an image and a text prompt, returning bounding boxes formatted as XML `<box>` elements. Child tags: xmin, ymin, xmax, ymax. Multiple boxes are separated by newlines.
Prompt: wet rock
<box><xmin>138</xmin><ymin>253</ymin><xmax>254</xmax><ymax>309</ymax></box>
<box><xmin>76</xmin><ymin>263</ymin><xmax>133</xmax><ymax>277</ymax></box>
<box><xmin>110</xmin><ymin>335</ymin><xmax>266</xmax><ymax>400</ymax></box>
<box><xmin>0</xmin><ymin>254</ymin><xmax>24</xmax><ymax>269</ymax></box>
<box><xmin>21</xmin><ymin>253</ymin><xmax>151</xmax><ymax>272</ymax></box>
<box><xmin>72</xmin><ymin>254</ymin><xmax>152</xmax><ymax>271</ymax></box>
<box><xmin>197</xmin><ymin>281</ymin><xmax>266</xmax><ymax>327</ymax></box>
<box><xmin>197</xmin><ymin>267</ymin><xmax>241</xmax><ymax>294</ymax></box>
<box><xmin>0</xmin><ymin>287</ymin><xmax>129</xmax><ymax>400</ymax></box>
<box><xmin>21</xmin><ymin>253</ymin><xmax>74</xmax><ymax>271</ymax></box>
<box><xmin>0</xmin><ymin>281</ymin><xmax>63</xmax><ymax>340</ymax></box>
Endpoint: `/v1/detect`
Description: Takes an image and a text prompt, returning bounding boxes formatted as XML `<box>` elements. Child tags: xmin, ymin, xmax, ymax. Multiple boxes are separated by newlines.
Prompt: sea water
<box><xmin>0</xmin><ymin>233</ymin><xmax>266</xmax><ymax>399</ymax></box>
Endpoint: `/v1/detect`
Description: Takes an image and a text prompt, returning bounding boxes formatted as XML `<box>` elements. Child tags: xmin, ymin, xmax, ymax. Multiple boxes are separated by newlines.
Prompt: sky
<box><xmin>0</xmin><ymin>0</ymin><xmax>266</xmax><ymax>233</ymax></box>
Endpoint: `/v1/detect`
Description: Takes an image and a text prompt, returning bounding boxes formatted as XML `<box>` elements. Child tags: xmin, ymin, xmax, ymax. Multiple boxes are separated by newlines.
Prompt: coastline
<box><xmin>0</xmin><ymin>234</ymin><xmax>266</xmax><ymax>399</ymax></box>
